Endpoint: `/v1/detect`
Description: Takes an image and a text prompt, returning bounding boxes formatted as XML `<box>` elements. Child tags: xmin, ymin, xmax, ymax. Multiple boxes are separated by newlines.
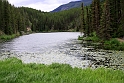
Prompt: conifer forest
<box><xmin>0</xmin><ymin>0</ymin><xmax>124</xmax><ymax>40</ymax></box>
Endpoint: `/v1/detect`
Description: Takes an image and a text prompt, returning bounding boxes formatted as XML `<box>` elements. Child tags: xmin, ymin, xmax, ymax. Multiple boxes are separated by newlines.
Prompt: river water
<box><xmin>0</xmin><ymin>32</ymin><xmax>79</xmax><ymax>53</ymax></box>
<box><xmin>0</xmin><ymin>32</ymin><xmax>124</xmax><ymax>70</ymax></box>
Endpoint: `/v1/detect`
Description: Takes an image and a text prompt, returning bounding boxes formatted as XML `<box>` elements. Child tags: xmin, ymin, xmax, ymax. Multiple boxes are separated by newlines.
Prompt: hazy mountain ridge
<box><xmin>51</xmin><ymin>0</ymin><xmax>92</xmax><ymax>12</ymax></box>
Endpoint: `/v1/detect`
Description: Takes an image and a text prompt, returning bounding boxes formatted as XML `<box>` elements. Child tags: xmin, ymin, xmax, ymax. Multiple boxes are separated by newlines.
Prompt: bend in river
<box><xmin>0</xmin><ymin>32</ymin><xmax>79</xmax><ymax>53</ymax></box>
<box><xmin>0</xmin><ymin>32</ymin><xmax>124</xmax><ymax>70</ymax></box>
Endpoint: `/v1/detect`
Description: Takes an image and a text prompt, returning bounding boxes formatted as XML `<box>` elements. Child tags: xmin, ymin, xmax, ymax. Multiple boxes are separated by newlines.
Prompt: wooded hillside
<box><xmin>0</xmin><ymin>0</ymin><xmax>81</xmax><ymax>35</ymax></box>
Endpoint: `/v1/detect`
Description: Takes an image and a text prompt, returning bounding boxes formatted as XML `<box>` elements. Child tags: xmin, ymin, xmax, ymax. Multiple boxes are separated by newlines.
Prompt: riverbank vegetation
<box><xmin>0</xmin><ymin>34</ymin><xmax>16</xmax><ymax>40</ymax></box>
<box><xmin>104</xmin><ymin>38</ymin><xmax>124</xmax><ymax>50</ymax></box>
<box><xmin>81</xmin><ymin>0</ymin><xmax>124</xmax><ymax>50</ymax></box>
<box><xmin>0</xmin><ymin>58</ymin><xmax>124</xmax><ymax>83</ymax></box>
<box><xmin>79</xmin><ymin>35</ymin><xmax>124</xmax><ymax>51</ymax></box>
<box><xmin>0</xmin><ymin>33</ymin><xmax>20</xmax><ymax>41</ymax></box>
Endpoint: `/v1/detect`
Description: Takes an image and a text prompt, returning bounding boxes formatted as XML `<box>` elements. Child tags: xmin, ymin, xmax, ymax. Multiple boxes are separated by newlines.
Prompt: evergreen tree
<box><xmin>91</xmin><ymin>0</ymin><xmax>101</xmax><ymax>36</ymax></box>
<box><xmin>82</xmin><ymin>0</ymin><xmax>124</xmax><ymax>39</ymax></box>
<box><xmin>86</xmin><ymin>6</ymin><xmax>90</xmax><ymax>36</ymax></box>
<box><xmin>91</xmin><ymin>0</ymin><xmax>96</xmax><ymax>33</ymax></box>
<box><xmin>0</xmin><ymin>0</ymin><xmax>2</xmax><ymax>32</ymax></box>
<box><xmin>81</xmin><ymin>3</ymin><xmax>86</xmax><ymax>36</ymax></box>
<box><xmin>3</xmin><ymin>0</ymin><xmax>12</xmax><ymax>35</ymax></box>
<box><xmin>100</xmin><ymin>0</ymin><xmax>111</xmax><ymax>40</ymax></box>
<box><xmin>109</xmin><ymin>0</ymin><xmax>121</xmax><ymax>37</ymax></box>
<box><xmin>94</xmin><ymin>0</ymin><xmax>101</xmax><ymax>35</ymax></box>
<box><xmin>118</xmin><ymin>0</ymin><xmax>124</xmax><ymax>37</ymax></box>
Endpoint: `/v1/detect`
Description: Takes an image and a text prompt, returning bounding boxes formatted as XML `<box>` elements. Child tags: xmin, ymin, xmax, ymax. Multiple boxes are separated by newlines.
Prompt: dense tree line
<box><xmin>0</xmin><ymin>0</ymin><xmax>30</xmax><ymax>35</ymax></box>
<box><xmin>82</xmin><ymin>0</ymin><xmax>124</xmax><ymax>40</ymax></box>
<box><xmin>0</xmin><ymin>0</ymin><xmax>81</xmax><ymax>35</ymax></box>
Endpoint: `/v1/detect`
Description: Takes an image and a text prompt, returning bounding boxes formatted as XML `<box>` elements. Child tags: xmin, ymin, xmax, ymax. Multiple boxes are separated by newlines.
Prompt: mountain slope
<box><xmin>51</xmin><ymin>0</ymin><xmax>92</xmax><ymax>12</ymax></box>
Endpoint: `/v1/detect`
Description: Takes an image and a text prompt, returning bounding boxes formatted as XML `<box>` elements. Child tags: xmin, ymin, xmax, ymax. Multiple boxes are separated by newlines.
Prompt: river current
<box><xmin>0</xmin><ymin>32</ymin><xmax>124</xmax><ymax>70</ymax></box>
<box><xmin>0</xmin><ymin>32</ymin><xmax>79</xmax><ymax>53</ymax></box>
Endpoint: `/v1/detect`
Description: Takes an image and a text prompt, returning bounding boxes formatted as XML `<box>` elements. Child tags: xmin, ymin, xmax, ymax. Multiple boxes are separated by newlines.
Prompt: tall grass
<box><xmin>0</xmin><ymin>34</ymin><xmax>19</xmax><ymax>41</ymax></box>
<box><xmin>0</xmin><ymin>58</ymin><xmax>124</xmax><ymax>83</ymax></box>
<box><xmin>104</xmin><ymin>38</ymin><xmax>124</xmax><ymax>51</ymax></box>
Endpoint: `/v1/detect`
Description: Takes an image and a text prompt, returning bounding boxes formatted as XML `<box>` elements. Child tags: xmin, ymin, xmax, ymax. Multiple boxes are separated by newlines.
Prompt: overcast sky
<box><xmin>8</xmin><ymin>0</ymin><xmax>79</xmax><ymax>12</ymax></box>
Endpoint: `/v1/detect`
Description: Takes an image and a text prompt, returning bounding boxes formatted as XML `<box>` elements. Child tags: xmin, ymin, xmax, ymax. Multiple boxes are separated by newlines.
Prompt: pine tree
<box><xmin>3</xmin><ymin>0</ymin><xmax>12</xmax><ymax>35</ymax></box>
<box><xmin>0</xmin><ymin>0</ymin><xmax>2</xmax><ymax>32</ymax></box>
<box><xmin>94</xmin><ymin>0</ymin><xmax>101</xmax><ymax>35</ymax></box>
<box><xmin>86</xmin><ymin>6</ymin><xmax>90</xmax><ymax>36</ymax></box>
<box><xmin>118</xmin><ymin>0</ymin><xmax>124</xmax><ymax>37</ymax></box>
<box><xmin>91</xmin><ymin>0</ymin><xmax>96</xmax><ymax>33</ymax></box>
<box><xmin>81</xmin><ymin>3</ymin><xmax>86</xmax><ymax>36</ymax></box>
<box><xmin>109</xmin><ymin>0</ymin><xmax>121</xmax><ymax>37</ymax></box>
<box><xmin>0</xmin><ymin>0</ymin><xmax>4</xmax><ymax>33</ymax></box>
<box><xmin>100</xmin><ymin>0</ymin><xmax>111</xmax><ymax>40</ymax></box>
<box><xmin>90</xmin><ymin>0</ymin><xmax>101</xmax><ymax>36</ymax></box>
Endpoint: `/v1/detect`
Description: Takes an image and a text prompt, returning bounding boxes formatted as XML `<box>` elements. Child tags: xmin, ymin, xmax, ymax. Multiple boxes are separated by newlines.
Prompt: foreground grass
<box><xmin>0</xmin><ymin>58</ymin><xmax>124</xmax><ymax>83</ymax></box>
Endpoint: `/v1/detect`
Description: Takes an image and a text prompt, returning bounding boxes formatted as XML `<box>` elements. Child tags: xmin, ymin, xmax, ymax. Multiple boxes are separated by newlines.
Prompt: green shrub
<box><xmin>0</xmin><ymin>34</ymin><xmax>19</xmax><ymax>40</ymax></box>
<box><xmin>78</xmin><ymin>36</ymin><xmax>83</xmax><ymax>40</ymax></box>
<box><xmin>84</xmin><ymin>32</ymin><xmax>100</xmax><ymax>42</ymax></box>
<box><xmin>118</xmin><ymin>42</ymin><xmax>124</xmax><ymax>51</ymax></box>
<box><xmin>104</xmin><ymin>38</ymin><xmax>124</xmax><ymax>51</ymax></box>
<box><xmin>85</xmin><ymin>36</ymin><xmax>99</xmax><ymax>42</ymax></box>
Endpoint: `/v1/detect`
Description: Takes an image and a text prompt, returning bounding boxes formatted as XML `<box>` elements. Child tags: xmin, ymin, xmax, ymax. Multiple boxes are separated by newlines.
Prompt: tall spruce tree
<box><xmin>91</xmin><ymin>0</ymin><xmax>101</xmax><ymax>36</ymax></box>
<box><xmin>0</xmin><ymin>0</ymin><xmax>2</xmax><ymax>32</ymax></box>
<box><xmin>0</xmin><ymin>0</ymin><xmax>4</xmax><ymax>33</ymax></box>
<box><xmin>109</xmin><ymin>0</ymin><xmax>120</xmax><ymax>37</ymax></box>
<box><xmin>100</xmin><ymin>0</ymin><xmax>111</xmax><ymax>40</ymax></box>
<box><xmin>86</xmin><ymin>6</ymin><xmax>90</xmax><ymax>36</ymax></box>
<box><xmin>3</xmin><ymin>0</ymin><xmax>12</xmax><ymax>35</ymax></box>
<box><xmin>94</xmin><ymin>0</ymin><xmax>101</xmax><ymax>35</ymax></box>
<box><xmin>81</xmin><ymin>3</ymin><xmax>86</xmax><ymax>36</ymax></box>
<box><xmin>91</xmin><ymin>0</ymin><xmax>96</xmax><ymax>33</ymax></box>
<box><xmin>118</xmin><ymin>0</ymin><xmax>124</xmax><ymax>37</ymax></box>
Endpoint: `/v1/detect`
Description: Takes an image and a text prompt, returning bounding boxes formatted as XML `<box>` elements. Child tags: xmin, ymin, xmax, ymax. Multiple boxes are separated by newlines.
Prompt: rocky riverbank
<box><xmin>0</xmin><ymin>51</ymin><xmax>91</xmax><ymax>69</ymax></box>
<box><xmin>0</xmin><ymin>39</ymin><xmax>124</xmax><ymax>70</ymax></box>
<box><xmin>59</xmin><ymin>40</ymin><xmax>124</xmax><ymax>70</ymax></box>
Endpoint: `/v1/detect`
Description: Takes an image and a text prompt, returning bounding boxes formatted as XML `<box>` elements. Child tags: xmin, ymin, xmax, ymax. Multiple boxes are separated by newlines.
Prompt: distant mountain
<box><xmin>51</xmin><ymin>0</ymin><xmax>92</xmax><ymax>12</ymax></box>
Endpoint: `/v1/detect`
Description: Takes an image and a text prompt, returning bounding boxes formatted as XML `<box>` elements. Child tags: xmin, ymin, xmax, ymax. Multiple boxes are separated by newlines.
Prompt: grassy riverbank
<box><xmin>0</xmin><ymin>58</ymin><xmax>124</xmax><ymax>83</ymax></box>
<box><xmin>78</xmin><ymin>36</ymin><xmax>124</xmax><ymax>51</ymax></box>
<box><xmin>0</xmin><ymin>34</ymin><xmax>20</xmax><ymax>41</ymax></box>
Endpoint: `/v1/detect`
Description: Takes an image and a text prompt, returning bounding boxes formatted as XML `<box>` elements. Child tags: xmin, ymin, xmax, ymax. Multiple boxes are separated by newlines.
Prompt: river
<box><xmin>0</xmin><ymin>32</ymin><xmax>80</xmax><ymax>53</ymax></box>
<box><xmin>0</xmin><ymin>32</ymin><xmax>124</xmax><ymax>70</ymax></box>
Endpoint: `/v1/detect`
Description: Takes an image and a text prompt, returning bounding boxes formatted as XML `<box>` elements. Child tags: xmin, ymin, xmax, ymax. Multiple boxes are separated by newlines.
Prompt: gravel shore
<box><xmin>0</xmin><ymin>50</ymin><xmax>92</xmax><ymax>69</ymax></box>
